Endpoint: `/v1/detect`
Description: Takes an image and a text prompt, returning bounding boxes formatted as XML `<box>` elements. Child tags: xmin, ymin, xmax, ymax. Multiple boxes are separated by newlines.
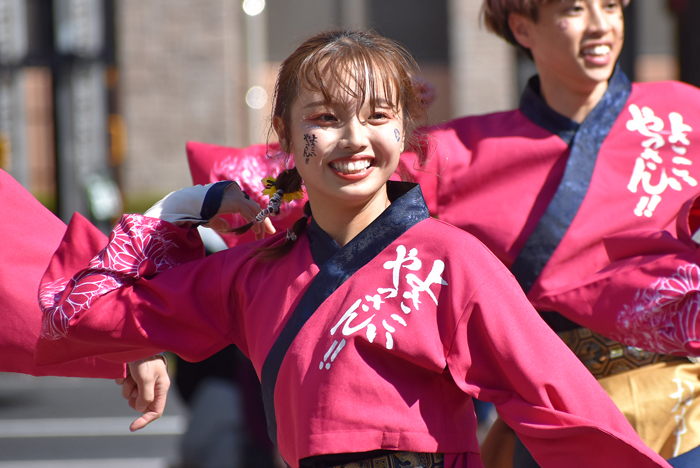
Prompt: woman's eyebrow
<box><xmin>373</xmin><ymin>99</ymin><xmax>396</xmax><ymax>107</ymax></box>
<box><xmin>301</xmin><ymin>100</ymin><xmax>329</xmax><ymax>109</ymax></box>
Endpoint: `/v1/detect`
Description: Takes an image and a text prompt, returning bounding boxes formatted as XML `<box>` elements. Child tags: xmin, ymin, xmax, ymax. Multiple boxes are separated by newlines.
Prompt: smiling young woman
<box><xmin>16</xmin><ymin>29</ymin><xmax>674</xmax><ymax>468</ymax></box>
<box><xmin>130</xmin><ymin>2</ymin><xmax>700</xmax><ymax>466</ymax></box>
<box><xmin>277</xmin><ymin>76</ymin><xmax>404</xmax><ymax>245</ymax></box>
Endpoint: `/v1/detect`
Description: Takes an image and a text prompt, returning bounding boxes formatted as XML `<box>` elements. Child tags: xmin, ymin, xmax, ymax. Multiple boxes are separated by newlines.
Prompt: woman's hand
<box><xmin>210</xmin><ymin>181</ymin><xmax>276</xmax><ymax>240</ymax></box>
<box><xmin>114</xmin><ymin>355</ymin><xmax>171</xmax><ymax>432</ymax></box>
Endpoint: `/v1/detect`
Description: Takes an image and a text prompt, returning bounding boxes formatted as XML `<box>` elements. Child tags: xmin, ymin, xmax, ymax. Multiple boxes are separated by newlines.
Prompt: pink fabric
<box><xmin>186</xmin><ymin>141</ymin><xmax>306</xmax><ymax>247</ymax></box>
<box><xmin>0</xmin><ymin>169</ymin><xmax>125</xmax><ymax>378</ymax></box>
<box><xmin>410</xmin><ymin>80</ymin><xmax>700</xmax><ymax>356</ymax></box>
<box><xmin>36</xmin><ymin>207</ymin><xmax>670</xmax><ymax>467</ymax></box>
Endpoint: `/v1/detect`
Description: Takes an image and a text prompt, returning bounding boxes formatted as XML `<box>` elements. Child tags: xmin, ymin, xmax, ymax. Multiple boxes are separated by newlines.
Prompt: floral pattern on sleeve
<box><xmin>40</xmin><ymin>214</ymin><xmax>198</xmax><ymax>340</ymax></box>
<box><xmin>614</xmin><ymin>264</ymin><xmax>700</xmax><ymax>355</ymax></box>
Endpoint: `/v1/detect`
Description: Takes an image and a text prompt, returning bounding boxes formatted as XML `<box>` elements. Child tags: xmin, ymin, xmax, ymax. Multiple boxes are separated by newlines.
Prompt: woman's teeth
<box><xmin>331</xmin><ymin>160</ymin><xmax>371</xmax><ymax>174</ymax></box>
<box><xmin>582</xmin><ymin>45</ymin><xmax>610</xmax><ymax>56</ymax></box>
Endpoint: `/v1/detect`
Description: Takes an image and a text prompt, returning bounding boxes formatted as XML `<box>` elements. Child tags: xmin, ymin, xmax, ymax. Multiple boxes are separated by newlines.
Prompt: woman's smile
<box><xmin>329</xmin><ymin>157</ymin><xmax>374</xmax><ymax>177</ymax></box>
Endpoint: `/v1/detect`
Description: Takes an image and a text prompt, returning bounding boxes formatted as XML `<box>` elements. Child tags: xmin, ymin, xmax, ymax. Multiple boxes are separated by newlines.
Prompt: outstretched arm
<box><xmin>534</xmin><ymin>195</ymin><xmax>700</xmax><ymax>357</ymax></box>
<box><xmin>94</xmin><ymin>181</ymin><xmax>272</xmax><ymax>428</ymax></box>
<box><xmin>145</xmin><ymin>180</ymin><xmax>275</xmax><ymax>240</ymax></box>
<box><xmin>450</xmin><ymin>265</ymin><xmax>671</xmax><ymax>467</ymax></box>
<box><xmin>36</xmin><ymin>181</ymin><xmax>268</xmax><ymax>367</ymax></box>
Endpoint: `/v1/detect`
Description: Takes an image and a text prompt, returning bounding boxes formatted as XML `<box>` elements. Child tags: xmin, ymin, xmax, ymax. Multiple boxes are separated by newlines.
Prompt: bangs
<box><xmin>297</xmin><ymin>39</ymin><xmax>407</xmax><ymax>113</ymax></box>
<box><xmin>271</xmin><ymin>30</ymin><xmax>426</xmax><ymax>162</ymax></box>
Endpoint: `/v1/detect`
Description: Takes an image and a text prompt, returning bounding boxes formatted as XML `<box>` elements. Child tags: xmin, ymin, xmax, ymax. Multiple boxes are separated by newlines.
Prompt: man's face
<box><xmin>518</xmin><ymin>0</ymin><xmax>625</xmax><ymax>93</ymax></box>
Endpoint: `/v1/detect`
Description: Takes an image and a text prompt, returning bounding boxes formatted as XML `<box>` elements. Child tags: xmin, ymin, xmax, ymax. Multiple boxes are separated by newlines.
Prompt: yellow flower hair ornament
<box><xmin>253</xmin><ymin>175</ymin><xmax>305</xmax><ymax>224</ymax></box>
<box><xmin>262</xmin><ymin>176</ymin><xmax>304</xmax><ymax>203</ymax></box>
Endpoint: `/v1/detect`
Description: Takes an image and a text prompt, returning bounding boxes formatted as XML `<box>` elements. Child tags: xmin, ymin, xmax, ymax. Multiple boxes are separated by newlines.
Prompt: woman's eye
<box><xmin>369</xmin><ymin>112</ymin><xmax>391</xmax><ymax>122</ymax></box>
<box><xmin>315</xmin><ymin>114</ymin><xmax>337</xmax><ymax>123</ymax></box>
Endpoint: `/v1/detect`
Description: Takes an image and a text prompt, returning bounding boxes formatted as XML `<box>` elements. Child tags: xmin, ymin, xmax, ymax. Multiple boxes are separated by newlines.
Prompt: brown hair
<box><xmin>272</xmin><ymin>29</ymin><xmax>426</xmax><ymax>161</ymax></box>
<box><xmin>237</xmin><ymin>29</ymin><xmax>429</xmax><ymax>259</ymax></box>
<box><xmin>481</xmin><ymin>0</ymin><xmax>630</xmax><ymax>58</ymax></box>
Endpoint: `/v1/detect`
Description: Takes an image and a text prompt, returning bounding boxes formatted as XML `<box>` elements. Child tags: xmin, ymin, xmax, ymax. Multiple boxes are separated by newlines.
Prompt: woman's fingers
<box><xmin>219</xmin><ymin>182</ymin><xmax>255</xmax><ymax>216</ymax></box>
<box><xmin>251</xmin><ymin>218</ymin><xmax>276</xmax><ymax>240</ymax></box>
<box><xmin>263</xmin><ymin>218</ymin><xmax>276</xmax><ymax>235</ymax></box>
<box><xmin>215</xmin><ymin>181</ymin><xmax>282</xmax><ymax>240</ymax></box>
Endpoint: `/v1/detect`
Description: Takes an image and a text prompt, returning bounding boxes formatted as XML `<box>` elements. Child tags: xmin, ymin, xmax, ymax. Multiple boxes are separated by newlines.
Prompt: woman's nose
<box><xmin>339</xmin><ymin>118</ymin><xmax>369</xmax><ymax>150</ymax></box>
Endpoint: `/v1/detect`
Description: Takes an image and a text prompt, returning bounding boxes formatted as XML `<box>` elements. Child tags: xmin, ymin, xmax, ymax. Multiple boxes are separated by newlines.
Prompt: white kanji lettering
<box><xmin>670</xmin><ymin>378</ymin><xmax>695</xmax><ymax>457</ymax></box>
<box><xmin>626</xmin><ymin>107</ymin><xmax>695</xmax><ymax>217</ymax></box>
<box><xmin>669</xmin><ymin>112</ymin><xmax>692</xmax><ymax>156</ymax></box>
<box><xmin>382</xmin><ymin>320</ymin><xmax>396</xmax><ymax>349</ymax></box>
<box><xmin>365</xmin><ymin>294</ymin><xmax>384</xmax><ymax>310</ymax></box>
<box><xmin>626</xmin><ymin>104</ymin><xmax>665</xmax><ymax>149</ymax></box>
<box><xmin>331</xmin><ymin>298</ymin><xmax>375</xmax><ymax>336</ymax></box>
<box><xmin>391</xmin><ymin>314</ymin><xmax>407</xmax><ymax>327</ymax></box>
<box><xmin>319</xmin><ymin>339</ymin><xmax>346</xmax><ymax>370</ymax></box>
<box><xmin>321</xmin><ymin>245</ymin><xmax>449</xmax><ymax>370</ymax></box>
<box><xmin>366</xmin><ymin>324</ymin><xmax>377</xmax><ymax>343</ymax></box>
<box><xmin>671</xmin><ymin>168</ymin><xmax>698</xmax><ymax>187</ymax></box>
<box><xmin>403</xmin><ymin>260</ymin><xmax>447</xmax><ymax>310</ymax></box>
<box><xmin>381</xmin><ymin>245</ymin><xmax>422</xmax><ymax>297</ymax></box>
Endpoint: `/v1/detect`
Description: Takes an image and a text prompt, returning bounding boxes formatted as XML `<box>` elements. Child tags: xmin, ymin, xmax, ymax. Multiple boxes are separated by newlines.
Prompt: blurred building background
<box><xmin>0</xmin><ymin>0</ymin><xmax>697</xmax><ymax>224</ymax></box>
<box><xmin>0</xmin><ymin>1</ymin><xmax>698</xmax><ymax>467</ymax></box>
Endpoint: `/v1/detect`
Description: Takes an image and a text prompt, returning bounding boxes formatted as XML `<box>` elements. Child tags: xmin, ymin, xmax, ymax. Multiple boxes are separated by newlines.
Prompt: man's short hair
<box><xmin>481</xmin><ymin>0</ymin><xmax>630</xmax><ymax>58</ymax></box>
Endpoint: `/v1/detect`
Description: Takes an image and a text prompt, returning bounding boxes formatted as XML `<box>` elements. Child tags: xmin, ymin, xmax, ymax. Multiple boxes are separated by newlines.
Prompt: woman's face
<box><xmin>282</xmin><ymin>74</ymin><xmax>405</xmax><ymax>214</ymax></box>
<box><xmin>518</xmin><ymin>0</ymin><xmax>625</xmax><ymax>93</ymax></box>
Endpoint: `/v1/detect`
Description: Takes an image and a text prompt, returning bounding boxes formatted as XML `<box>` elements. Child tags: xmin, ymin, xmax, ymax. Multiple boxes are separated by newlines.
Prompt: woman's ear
<box><xmin>273</xmin><ymin>116</ymin><xmax>288</xmax><ymax>151</ymax></box>
<box><xmin>508</xmin><ymin>13</ymin><xmax>535</xmax><ymax>50</ymax></box>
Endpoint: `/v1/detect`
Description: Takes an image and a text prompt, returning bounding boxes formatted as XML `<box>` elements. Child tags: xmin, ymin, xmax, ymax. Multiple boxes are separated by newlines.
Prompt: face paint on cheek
<box><xmin>394</xmin><ymin>128</ymin><xmax>401</xmax><ymax>142</ymax></box>
<box><xmin>303</xmin><ymin>122</ymin><xmax>320</xmax><ymax>131</ymax></box>
<box><xmin>303</xmin><ymin>133</ymin><xmax>318</xmax><ymax>164</ymax></box>
<box><xmin>557</xmin><ymin>19</ymin><xmax>569</xmax><ymax>31</ymax></box>
<box><xmin>300</xmin><ymin>116</ymin><xmax>320</xmax><ymax>131</ymax></box>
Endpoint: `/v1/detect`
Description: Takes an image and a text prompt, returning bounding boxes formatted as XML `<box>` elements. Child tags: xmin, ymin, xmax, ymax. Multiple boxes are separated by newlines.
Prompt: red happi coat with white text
<box><xmin>409</xmin><ymin>75</ymin><xmax>700</xmax><ymax>357</ymax></box>
<box><xmin>36</xmin><ymin>183</ymin><xmax>670</xmax><ymax>468</ymax></box>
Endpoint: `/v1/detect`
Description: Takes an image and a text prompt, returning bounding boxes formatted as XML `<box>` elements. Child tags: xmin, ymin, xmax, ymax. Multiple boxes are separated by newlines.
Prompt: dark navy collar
<box><xmin>306</xmin><ymin>181</ymin><xmax>429</xmax><ymax>267</ymax></box>
<box><xmin>511</xmin><ymin>64</ymin><xmax>632</xmax><ymax>295</ymax></box>
<box><xmin>519</xmin><ymin>64</ymin><xmax>631</xmax><ymax>146</ymax></box>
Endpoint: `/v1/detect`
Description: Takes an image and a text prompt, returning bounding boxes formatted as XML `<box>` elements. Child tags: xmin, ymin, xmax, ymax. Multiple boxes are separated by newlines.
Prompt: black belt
<box><xmin>558</xmin><ymin>327</ymin><xmax>688</xmax><ymax>379</ymax></box>
<box><xmin>328</xmin><ymin>452</ymin><xmax>443</xmax><ymax>468</ymax></box>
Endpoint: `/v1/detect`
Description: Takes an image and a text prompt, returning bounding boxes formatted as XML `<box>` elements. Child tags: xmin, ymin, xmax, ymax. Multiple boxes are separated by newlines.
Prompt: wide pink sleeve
<box><xmin>535</xmin><ymin>194</ymin><xmax>700</xmax><ymax>357</ymax></box>
<box><xmin>0</xmin><ymin>169</ymin><xmax>125</xmax><ymax>378</ymax></box>
<box><xmin>448</xmin><ymin>267</ymin><xmax>671</xmax><ymax>468</ymax></box>
<box><xmin>36</xmin><ymin>211</ymin><xmax>245</xmax><ymax>366</ymax></box>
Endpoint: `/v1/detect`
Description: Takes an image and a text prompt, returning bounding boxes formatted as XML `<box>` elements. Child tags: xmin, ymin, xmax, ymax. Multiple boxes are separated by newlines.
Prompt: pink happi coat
<box><xmin>35</xmin><ymin>181</ymin><xmax>670</xmax><ymax>467</ymax></box>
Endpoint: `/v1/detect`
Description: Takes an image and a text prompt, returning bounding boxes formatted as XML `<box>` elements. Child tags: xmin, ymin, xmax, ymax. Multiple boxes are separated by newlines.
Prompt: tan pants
<box><xmin>480</xmin><ymin>362</ymin><xmax>700</xmax><ymax>467</ymax></box>
<box><xmin>598</xmin><ymin>361</ymin><xmax>700</xmax><ymax>459</ymax></box>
